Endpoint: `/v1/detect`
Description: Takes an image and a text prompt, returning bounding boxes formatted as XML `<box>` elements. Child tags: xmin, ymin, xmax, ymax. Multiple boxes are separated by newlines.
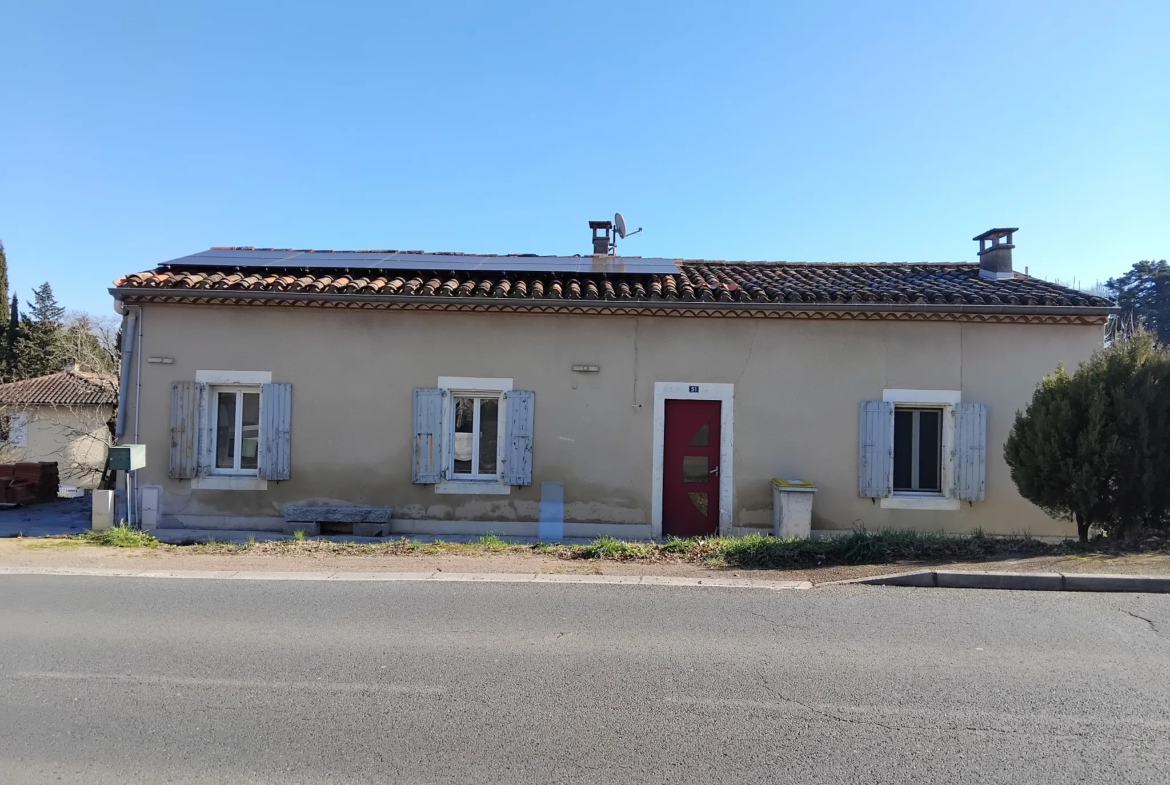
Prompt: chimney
<box><xmin>973</xmin><ymin>227</ymin><xmax>1018</xmax><ymax>280</ymax></box>
<box><xmin>589</xmin><ymin>220</ymin><xmax>613</xmax><ymax>256</ymax></box>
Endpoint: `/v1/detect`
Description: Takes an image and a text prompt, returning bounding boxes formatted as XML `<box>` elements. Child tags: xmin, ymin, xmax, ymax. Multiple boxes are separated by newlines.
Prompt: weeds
<box><xmin>577</xmin><ymin>535</ymin><xmax>655</xmax><ymax>560</ymax></box>
<box><xmin>81</xmin><ymin>524</ymin><xmax>160</xmax><ymax>548</ymax></box>
<box><xmin>474</xmin><ymin>533</ymin><xmax>508</xmax><ymax>548</ymax></box>
<box><xmin>293</xmin><ymin>529</ymin><xmax>306</xmax><ymax>542</ymax></box>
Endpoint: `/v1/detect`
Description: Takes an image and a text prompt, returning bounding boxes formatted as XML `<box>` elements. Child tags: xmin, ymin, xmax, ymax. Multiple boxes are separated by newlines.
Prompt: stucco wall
<box><xmin>2</xmin><ymin>405</ymin><xmax>113</xmax><ymax>488</ymax></box>
<box><xmin>126</xmin><ymin>303</ymin><xmax>1102</xmax><ymax>537</ymax></box>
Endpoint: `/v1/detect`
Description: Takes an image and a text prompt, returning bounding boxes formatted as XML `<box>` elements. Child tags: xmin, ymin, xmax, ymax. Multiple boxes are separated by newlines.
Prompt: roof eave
<box><xmin>110</xmin><ymin>287</ymin><xmax>1118</xmax><ymax>318</ymax></box>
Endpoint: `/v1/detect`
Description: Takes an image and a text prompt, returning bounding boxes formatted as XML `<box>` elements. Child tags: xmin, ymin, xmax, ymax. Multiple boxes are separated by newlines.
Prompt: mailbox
<box><xmin>108</xmin><ymin>444</ymin><xmax>146</xmax><ymax>471</ymax></box>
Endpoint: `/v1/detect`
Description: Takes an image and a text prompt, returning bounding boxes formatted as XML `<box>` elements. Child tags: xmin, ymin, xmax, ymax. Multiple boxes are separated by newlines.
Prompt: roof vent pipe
<box><xmin>974</xmin><ymin>227</ymin><xmax>1018</xmax><ymax>280</ymax></box>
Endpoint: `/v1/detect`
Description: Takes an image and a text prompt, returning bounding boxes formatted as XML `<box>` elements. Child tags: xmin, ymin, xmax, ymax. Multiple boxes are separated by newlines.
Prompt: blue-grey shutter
<box><xmin>169</xmin><ymin>381</ymin><xmax>199</xmax><ymax>479</ymax></box>
<box><xmin>952</xmin><ymin>402</ymin><xmax>987</xmax><ymax>501</ymax></box>
<box><xmin>503</xmin><ymin>390</ymin><xmax>535</xmax><ymax>486</ymax></box>
<box><xmin>413</xmin><ymin>388</ymin><xmax>443</xmax><ymax>484</ymax></box>
<box><xmin>259</xmin><ymin>382</ymin><xmax>292</xmax><ymax>481</ymax></box>
<box><xmin>196</xmin><ymin>382</ymin><xmax>213</xmax><ymax>476</ymax></box>
<box><xmin>858</xmin><ymin>400</ymin><xmax>894</xmax><ymax>498</ymax></box>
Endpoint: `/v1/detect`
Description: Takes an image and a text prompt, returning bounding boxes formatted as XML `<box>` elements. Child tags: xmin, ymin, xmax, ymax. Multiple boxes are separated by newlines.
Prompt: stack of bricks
<box><xmin>0</xmin><ymin>462</ymin><xmax>59</xmax><ymax>504</ymax></box>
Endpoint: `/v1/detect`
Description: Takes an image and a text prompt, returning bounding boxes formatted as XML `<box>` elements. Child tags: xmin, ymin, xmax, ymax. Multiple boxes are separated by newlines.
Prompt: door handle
<box><xmin>709</xmin><ymin>466</ymin><xmax>719</xmax><ymax>475</ymax></box>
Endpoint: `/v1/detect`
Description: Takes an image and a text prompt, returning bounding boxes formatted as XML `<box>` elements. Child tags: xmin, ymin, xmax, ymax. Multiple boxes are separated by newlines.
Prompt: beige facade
<box><xmin>1</xmin><ymin>405</ymin><xmax>113</xmax><ymax>489</ymax></box>
<box><xmin>123</xmin><ymin>303</ymin><xmax>1103</xmax><ymax>538</ymax></box>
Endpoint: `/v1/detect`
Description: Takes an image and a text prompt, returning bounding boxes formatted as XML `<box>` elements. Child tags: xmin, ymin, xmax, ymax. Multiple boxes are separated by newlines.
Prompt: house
<box><xmin>108</xmin><ymin>226</ymin><xmax>1113</xmax><ymax>539</ymax></box>
<box><xmin>0</xmin><ymin>367</ymin><xmax>117</xmax><ymax>489</ymax></box>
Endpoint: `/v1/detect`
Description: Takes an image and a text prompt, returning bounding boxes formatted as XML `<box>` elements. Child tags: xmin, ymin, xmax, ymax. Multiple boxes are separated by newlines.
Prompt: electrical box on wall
<box><xmin>108</xmin><ymin>444</ymin><xmax>146</xmax><ymax>471</ymax></box>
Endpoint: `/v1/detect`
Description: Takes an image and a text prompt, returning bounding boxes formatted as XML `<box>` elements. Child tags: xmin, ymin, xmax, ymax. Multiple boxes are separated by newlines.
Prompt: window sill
<box><xmin>191</xmin><ymin>476</ymin><xmax>268</xmax><ymax>491</ymax></box>
<box><xmin>435</xmin><ymin>480</ymin><xmax>511</xmax><ymax>496</ymax></box>
<box><xmin>881</xmin><ymin>495</ymin><xmax>961</xmax><ymax>511</ymax></box>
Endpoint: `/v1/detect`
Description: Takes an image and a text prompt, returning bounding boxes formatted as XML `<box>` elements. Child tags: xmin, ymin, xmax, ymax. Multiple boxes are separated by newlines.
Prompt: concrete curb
<box><xmin>0</xmin><ymin>567</ymin><xmax>811</xmax><ymax>591</ymax></box>
<box><xmin>836</xmin><ymin>570</ymin><xmax>1170</xmax><ymax>593</ymax></box>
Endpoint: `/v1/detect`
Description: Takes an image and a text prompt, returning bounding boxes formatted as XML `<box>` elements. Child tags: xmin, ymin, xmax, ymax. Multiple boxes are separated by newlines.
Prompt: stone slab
<box><xmin>284</xmin><ymin>505</ymin><xmax>392</xmax><ymax>524</ymax></box>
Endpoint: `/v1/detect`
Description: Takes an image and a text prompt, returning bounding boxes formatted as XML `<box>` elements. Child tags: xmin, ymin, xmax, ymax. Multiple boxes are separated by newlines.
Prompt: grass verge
<box><xmin>55</xmin><ymin>526</ymin><xmax>1170</xmax><ymax>569</ymax></box>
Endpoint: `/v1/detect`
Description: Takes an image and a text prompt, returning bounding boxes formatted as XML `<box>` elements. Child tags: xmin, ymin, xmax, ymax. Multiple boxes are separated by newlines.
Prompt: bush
<box><xmin>1004</xmin><ymin>331</ymin><xmax>1170</xmax><ymax>541</ymax></box>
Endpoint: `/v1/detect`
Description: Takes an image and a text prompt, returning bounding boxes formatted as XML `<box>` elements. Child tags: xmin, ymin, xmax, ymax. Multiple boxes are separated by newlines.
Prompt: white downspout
<box><xmin>131</xmin><ymin>306</ymin><xmax>144</xmax><ymax>528</ymax></box>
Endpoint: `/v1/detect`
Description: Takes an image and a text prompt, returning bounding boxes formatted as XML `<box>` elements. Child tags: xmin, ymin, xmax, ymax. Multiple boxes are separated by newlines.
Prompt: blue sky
<box><xmin>1</xmin><ymin>1</ymin><xmax>1166</xmax><ymax>314</ymax></box>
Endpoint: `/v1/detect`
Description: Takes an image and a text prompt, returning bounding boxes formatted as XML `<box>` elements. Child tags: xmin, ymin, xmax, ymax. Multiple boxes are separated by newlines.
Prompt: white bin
<box><xmin>92</xmin><ymin>490</ymin><xmax>115</xmax><ymax>532</ymax></box>
<box><xmin>772</xmin><ymin>479</ymin><xmax>817</xmax><ymax>539</ymax></box>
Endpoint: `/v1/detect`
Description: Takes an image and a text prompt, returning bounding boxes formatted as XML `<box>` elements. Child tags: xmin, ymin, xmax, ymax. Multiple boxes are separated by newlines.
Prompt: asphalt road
<box><xmin>1</xmin><ymin>577</ymin><xmax>1168</xmax><ymax>784</ymax></box>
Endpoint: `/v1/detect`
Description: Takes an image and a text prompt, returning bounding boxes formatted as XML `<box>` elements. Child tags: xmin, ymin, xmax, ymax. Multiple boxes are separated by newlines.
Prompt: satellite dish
<box><xmin>615</xmin><ymin>213</ymin><xmax>627</xmax><ymax>239</ymax></box>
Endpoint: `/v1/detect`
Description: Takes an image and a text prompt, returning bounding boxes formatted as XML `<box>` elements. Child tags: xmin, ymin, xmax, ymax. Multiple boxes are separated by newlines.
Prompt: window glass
<box><xmin>683</xmin><ymin>455</ymin><xmax>709</xmax><ymax>483</ymax></box>
<box><xmin>893</xmin><ymin>407</ymin><xmax>943</xmax><ymax>492</ymax></box>
<box><xmin>689</xmin><ymin>423</ymin><xmax>709</xmax><ymax>447</ymax></box>
<box><xmin>453</xmin><ymin>397</ymin><xmax>474</xmax><ymax>475</ymax></box>
<box><xmin>240</xmin><ymin>392</ymin><xmax>260</xmax><ymax>470</ymax></box>
<box><xmin>215</xmin><ymin>392</ymin><xmax>236</xmax><ymax>469</ymax></box>
<box><xmin>478</xmin><ymin>398</ymin><xmax>498</xmax><ymax>474</ymax></box>
<box><xmin>918</xmin><ymin>409</ymin><xmax>941</xmax><ymax>492</ymax></box>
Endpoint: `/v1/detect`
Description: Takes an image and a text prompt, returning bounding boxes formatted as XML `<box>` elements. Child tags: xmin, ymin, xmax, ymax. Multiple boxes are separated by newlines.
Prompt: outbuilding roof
<box><xmin>0</xmin><ymin>369</ymin><xmax>118</xmax><ymax>407</ymax></box>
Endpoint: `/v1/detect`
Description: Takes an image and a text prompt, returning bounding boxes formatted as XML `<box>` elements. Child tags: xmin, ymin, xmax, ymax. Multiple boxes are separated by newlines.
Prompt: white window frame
<box><xmin>881</xmin><ymin>389</ymin><xmax>960</xmax><ymax>511</ymax></box>
<box><xmin>436</xmin><ymin>376</ymin><xmax>512</xmax><ymax>495</ymax></box>
<box><xmin>192</xmin><ymin>370</ymin><xmax>271</xmax><ymax>491</ymax></box>
<box><xmin>208</xmin><ymin>385</ymin><xmax>262</xmax><ymax>477</ymax></box>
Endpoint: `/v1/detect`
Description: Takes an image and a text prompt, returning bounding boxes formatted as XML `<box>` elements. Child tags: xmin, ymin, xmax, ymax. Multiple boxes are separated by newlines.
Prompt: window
<box><xmin>412</xmin><ymin>377</ymin><xmax>534</xmax><ymax>494</ymax></box>
<box><xmin>451</xmin><ymin>394</ymin><xmax>501</xmax><ymax>479</ymax></box>
<box><xmin>210</xmin><ymin>386</ymin><xmax>261</xmax><ymax>475</ymax></box>
<box><xmin>893</xmin><ymin>407</ymin><xmax>942</xmax><ymax>493</ymax></box>
<box><xmin>3</xmin><ymin>412</ymin><xmax>28</xmax><ymax>447</ymax></box>
<box><xmin>860</xmin><ymin>390</ymin><xmax>982</xmax><ymax>511</ymax></box>
<box><xmin>172</xmin><ymin>373</ymin><xmax>290</xmax><ymax>489</ymax></box>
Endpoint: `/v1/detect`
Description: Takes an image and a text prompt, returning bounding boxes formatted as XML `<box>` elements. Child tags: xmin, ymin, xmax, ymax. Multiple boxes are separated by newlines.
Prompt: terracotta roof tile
<box><xmin>0</xmin><ymin>370</ymin><xmax>118</xmax><ymax>406</ymax></box>
<box><xmin>112</xmin><ymin>256</ymin><xmax>1116</xmax><ymax>310</ymax></box>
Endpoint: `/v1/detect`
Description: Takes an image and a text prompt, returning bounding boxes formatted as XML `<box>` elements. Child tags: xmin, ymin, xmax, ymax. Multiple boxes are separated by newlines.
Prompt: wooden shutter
<box><xmin>503</xmin><ymin>390</ymin><xmax>535</xmax><ymax>486</ymax></box>
<box><xmin>858</xmin><ymin>400</ymin><xmax>894</xmax><ymax>498</ymax></box>
<box><xmin>259</xmin><ymin>382</ymin><xmax>292</xmax><ymax>481</ymax></box>
<box><xmin>168</xmin><ymin>381</ymin><xmax>199</xmax><ymax>479</ymax></box>
<box><xmin>413</xmin><ymin>388</ymin><xmax>443</xmax><ymax>483</ymax></box>
<box><xmin>952</xmin><ymin>402</ymin><xmax>987</xmax><ymax>501</ymax></box>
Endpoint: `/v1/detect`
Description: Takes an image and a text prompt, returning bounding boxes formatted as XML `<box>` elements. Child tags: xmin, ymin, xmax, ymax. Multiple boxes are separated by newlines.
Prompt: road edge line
<box><xmin>0</xmin><ymin>566</ymin><xmax>811</xmax><ymax>590</ymax></box>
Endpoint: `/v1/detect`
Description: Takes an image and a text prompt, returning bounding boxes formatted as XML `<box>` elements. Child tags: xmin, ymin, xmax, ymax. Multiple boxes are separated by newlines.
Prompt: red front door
<box><xmin>663</xmin><ymin>399</ymin><xmax>721</xmax><ymax>538</ymax></box>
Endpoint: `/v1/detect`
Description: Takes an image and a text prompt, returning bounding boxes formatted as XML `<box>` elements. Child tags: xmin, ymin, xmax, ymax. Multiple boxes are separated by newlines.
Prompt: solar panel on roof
<box><xmin>161</xmin><ymin>249</ymin><xmax>681</xmax><ymax>275</ymax></box>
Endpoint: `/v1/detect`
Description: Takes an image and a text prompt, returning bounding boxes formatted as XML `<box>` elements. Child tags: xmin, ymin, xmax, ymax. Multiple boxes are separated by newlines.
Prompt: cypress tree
<box><xmin>0</xmin><ymin>242</ymin><xmax>9</xmax><ymax>331</ymax></box>
<box><xmin>3</xmin><ymin>294</ymin><xmax>19</xmax><ymax>381</ymax></box>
